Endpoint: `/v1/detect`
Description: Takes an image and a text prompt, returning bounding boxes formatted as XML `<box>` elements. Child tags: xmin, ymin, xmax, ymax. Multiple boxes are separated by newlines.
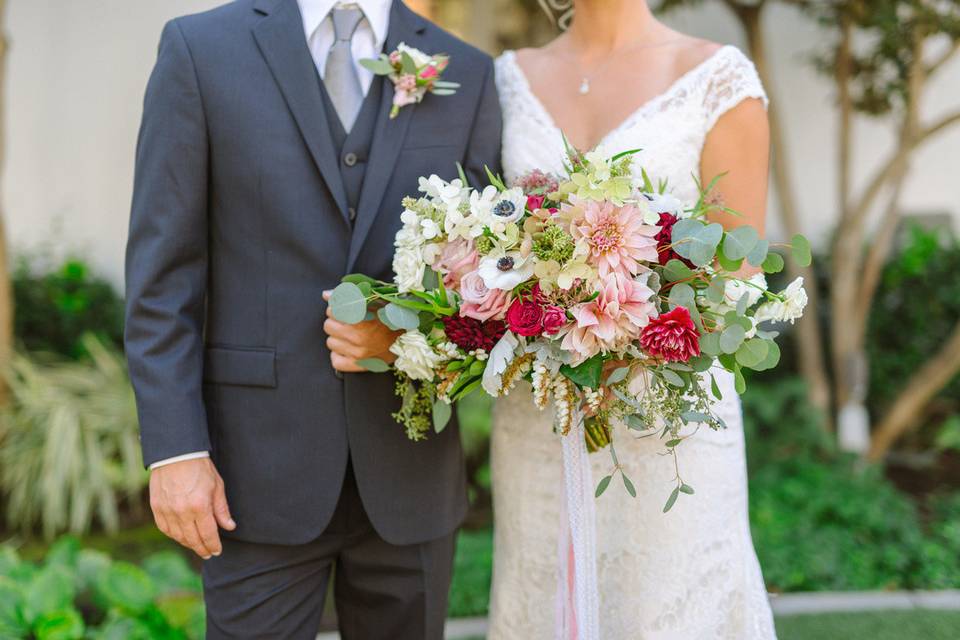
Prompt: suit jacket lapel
<box><xmin>252</xmin><ymin>0</ymin><xmax>351</xmax><ymax>223</ymax></box>
<box><xmin>347</xmin><ymin>0</ymin><xmax>427</xmax><ymax>271</ymax></box>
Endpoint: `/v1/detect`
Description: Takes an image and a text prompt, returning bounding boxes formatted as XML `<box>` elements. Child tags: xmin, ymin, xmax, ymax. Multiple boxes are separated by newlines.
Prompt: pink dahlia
<box><xmin>639</xmin><ymin>306</ymin><xmax>701</xmax><ymax>363</ymax></box>
<box><xmin>566</xmin><ymin>198</ymin><xmax>659</xmax><ymax>278</ymax></box>
<box><xmin>561</xmin><ymin>273</ymin><xmax>657</xmax><ymax>363</ymax></box>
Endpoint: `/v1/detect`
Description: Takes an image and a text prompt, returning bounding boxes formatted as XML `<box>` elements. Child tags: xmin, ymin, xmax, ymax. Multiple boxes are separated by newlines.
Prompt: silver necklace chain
<box><xmin>573</xmin><ymin>37</ymin><xmax>686</xmax><ymax>95</ymax></box>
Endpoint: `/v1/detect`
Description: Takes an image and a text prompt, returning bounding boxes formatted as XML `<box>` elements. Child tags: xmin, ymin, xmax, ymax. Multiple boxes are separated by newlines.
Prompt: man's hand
<box><xmin>149</xmin><ymin>457</ymin><xmax>236</xmax><ymax>560</ymax></box>
<box><xmin>322</xmin><ymin>290</ymin><xmax>401</xmax><ymax>372</ymax></box>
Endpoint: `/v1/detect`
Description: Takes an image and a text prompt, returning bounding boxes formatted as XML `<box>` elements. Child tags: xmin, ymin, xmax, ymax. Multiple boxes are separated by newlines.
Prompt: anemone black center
<box><xmin>497</xmin><ymin>256</ymin><xmax>515</xmax><ymax>272</ymax></box>
<box><xmin>493</xmin><ymin>200</ymin><xmax>516</xmax><ymax>217</ymax></box>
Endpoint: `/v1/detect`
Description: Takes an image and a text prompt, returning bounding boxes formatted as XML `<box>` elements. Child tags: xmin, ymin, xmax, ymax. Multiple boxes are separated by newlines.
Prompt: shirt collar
<box><xmin>297</xmin><ymin>0</ymin><xmax>392</xmax><ymax>47</ymax></box>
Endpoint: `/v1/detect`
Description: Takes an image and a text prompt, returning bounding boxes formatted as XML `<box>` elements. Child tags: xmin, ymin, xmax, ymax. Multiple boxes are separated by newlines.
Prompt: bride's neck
<box><xmin>566</xmin><ymin>0</ymin><xmax>661</xmax><ymax>55</ymax></box>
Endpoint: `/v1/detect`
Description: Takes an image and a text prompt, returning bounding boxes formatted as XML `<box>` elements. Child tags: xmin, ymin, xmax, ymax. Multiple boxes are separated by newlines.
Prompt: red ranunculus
<box><xmin>506</xmin><ymin>297</ymin><xmax>545</xmax><ymax>337</ymax></box>
<box><xmin>654</xmin><ymin>212</ymin><xmax>694</xmax><ymax>267</ymax></box>
<box><xmin>639</xmin><ymin>306</ymin><xmax>701</xmax><ymax>363</ymax></box>
<box><xmin>442</xmin><ymin>315</ymin><xmax>506</xmax><ymax>352</ymax></box>
<box><xmin>526</xmin><ymin>194</ymin><xmax>546</xmax><ymax>211</ymax></box>
<box><xmin>541</xmin><ymin>305</ymin><xmax>568</xmax><ymax>335</ymax></box>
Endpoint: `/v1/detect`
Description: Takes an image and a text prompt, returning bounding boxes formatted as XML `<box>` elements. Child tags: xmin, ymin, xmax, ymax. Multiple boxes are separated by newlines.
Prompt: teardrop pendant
<box><xmin>579</xmin><ymin>78</ymin><xmax>590</xmax><ymax>95</ymax></box>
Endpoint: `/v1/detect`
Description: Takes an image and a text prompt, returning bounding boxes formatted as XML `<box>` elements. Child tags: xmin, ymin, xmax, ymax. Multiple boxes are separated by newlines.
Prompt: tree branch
<box><xmin>927</xmin><ymin>40</ymin><xmax>960</xmax><ymax>77</ymax></box>
<box><xmin>917</xmin><ymin>109</ymin><xmax>960</xmax><ymax>144</ymax></box>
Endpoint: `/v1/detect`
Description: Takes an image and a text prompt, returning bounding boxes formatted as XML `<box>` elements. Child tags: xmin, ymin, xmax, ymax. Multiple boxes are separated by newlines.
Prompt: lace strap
<box><xmin>701</xmin><ymin>46</ymin><xmax>769</xmax><ymax>135</ymax></box>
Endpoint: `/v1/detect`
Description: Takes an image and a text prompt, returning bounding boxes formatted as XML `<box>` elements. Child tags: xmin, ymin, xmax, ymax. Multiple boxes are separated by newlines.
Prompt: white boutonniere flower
<box><xmin>360</xmin><ymin>43</ymin><xmax>460</xmax><ymax>118</ymax></box>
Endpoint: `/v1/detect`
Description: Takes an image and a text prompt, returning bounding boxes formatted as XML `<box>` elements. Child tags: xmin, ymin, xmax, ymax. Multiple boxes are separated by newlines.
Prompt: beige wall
<box><xmin>4</xmin><ymin>1</ymin><xmax>959</xmax><ymax>287</ymax></box>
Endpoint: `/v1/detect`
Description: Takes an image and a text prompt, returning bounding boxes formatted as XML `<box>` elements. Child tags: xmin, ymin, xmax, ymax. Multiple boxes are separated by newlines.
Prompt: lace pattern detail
<box><xmin>488</xmin><ymin>46</ymin><xmax>777</xmax><ymax>640</ymax></box>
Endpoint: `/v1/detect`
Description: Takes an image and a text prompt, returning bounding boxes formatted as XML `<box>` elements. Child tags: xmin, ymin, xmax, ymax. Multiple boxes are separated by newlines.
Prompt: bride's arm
<box><xmin>699</xmin><ymin>98</ymin><xmax>771</xmax><ymax>273</ymax></box>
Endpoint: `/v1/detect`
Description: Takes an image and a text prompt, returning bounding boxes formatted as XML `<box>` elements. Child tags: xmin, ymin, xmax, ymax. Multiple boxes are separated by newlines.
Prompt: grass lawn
<box><xmin>775</xmin><ymin>610</ymin><xmax>960</xmax><ymax>639</ymax></box>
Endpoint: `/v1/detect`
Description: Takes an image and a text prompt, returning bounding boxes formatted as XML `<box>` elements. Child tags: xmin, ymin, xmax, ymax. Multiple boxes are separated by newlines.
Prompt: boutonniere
<box><xmin>361</xmin><ymin>42</ymin><xmax>460</xmax><ymax>118</ymax></box>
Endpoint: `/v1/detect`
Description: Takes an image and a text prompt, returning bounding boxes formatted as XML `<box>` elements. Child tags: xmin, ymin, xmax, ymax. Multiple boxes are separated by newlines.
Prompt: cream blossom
<box><xmin>392</xmin><ymin>244</ymin><xmax>425</xmax><ymax>293</ymax></box>
<box><xmin>389</xmin><ymin>330</ymin><xmax>443</xmax><ymax>381</ymax></box>
<box><xmin>397</xmin><ymin>42</ymin><xmax>432</xmax><ymax>68</ymax></box>
<box><xmin>754</xmin><ymin>277</ymin><xmax>808</xmax><ymax>324</ymax></box>
<box><xmin>478</xmin><ymin>251</ymin><xmax>535</xmax><ymax>290</ymax></box>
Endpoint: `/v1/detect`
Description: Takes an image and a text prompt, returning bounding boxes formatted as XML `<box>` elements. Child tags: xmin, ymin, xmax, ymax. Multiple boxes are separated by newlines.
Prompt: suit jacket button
<box><xmin>348</xmin><ymin>207</ymin><xmax>357</xmax><ymax>220</ymax></box>
<box><xmin>343</xmin><ymin>152</ymin><xmax>358</xmax><ymax>167</ymax></box>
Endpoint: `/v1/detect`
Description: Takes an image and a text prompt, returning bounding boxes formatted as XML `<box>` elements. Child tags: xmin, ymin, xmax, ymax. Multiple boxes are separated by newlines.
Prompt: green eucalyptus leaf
<box><xmin>791</xmin><ymin>233</ymin><xmax>812</xmax><ymax>267</ymax></box>
<box><xmin>753</xmin><ymin>339</ymin><xmax>781</xmax><ymax>372</ymax></box>
<box><xmin>660</xmin><ymin>368</ymin><xmax>685</xmax><ymax>387</ymax></box>
<box><xmin>606</xmin><ymin>366</ymin><xmax>631</xmax><ymax>385</ymax></box>
<box><xmin>679</xmin><ymin>484</ymin><xmax>695</xmax><ymax>495</ymax></box>
<box><xmin>672</xmin><ymin>220</ymin><xmax>723</xmax><ymax>267</ymax></box>
<box><xmin>706</xmin><ymin>277</ymin><xmax>727</xmax><ymax>304</ymax></box>
<box><xmin>746</xmin><ymin>238</ymin><xmax>770</xmax><ymax>266</ymax></box>
<box><xmin>624</xmin><ymin>414</ymin><xmax>647</xmax><ymax>431</ymax></box>
<box><xmin>716</xmin><ymin>243</ymin><xmax>743</xmax><ymax>272</ymax></box>
<box><xmin>700</xmin><ymin>332</ymin><xmax>721</xmax><ymax>357</ymax></box>
<box><xmin>357</xmin><ymin>358</ymin><xmax>391</xmax><ymax>373</ymax></box>
<box><xmin>329</xmin><ymin>282</ymin><xmax>368</xmax><ymax>324</ymax></box>
<box><xmin>734</xmin><ymin>366</ymin><xmax>747</xmax><ymax>394</ymax></box>
<box><xmin>762</xmin><ymin>252</ymin><xmax>785</xmax><ymax>274</ymax></box>
<box><xmin>668</xmin><ymin>282</ymin><xmax>695</xmax><ymax>310</ymax></box>
<box><xmin>359</xmin><ymin>57</ymin><xmax>394</xmax><ymax>75</ymax></box>
<box><xmin>719</xmin><ymin>325</ymin><xmax>746</xmax><ymax>354</ymax></box>
<box><xmin>710</xmin><ymin>373</ymin><xmax>723</xmax><ymax>400</ymax></box>
<box><xmin>382</xmin><ymin>302</ymin><xmax>420</xmax><ymax>330</ymax></box>
<box><xmin>663</xmin><ymin>486</ymin><xmax>680</xmax><ymax>512</ymax></box>
<box><xmin>622</xmin><ymin>474</ymin><xmax>637</xmax><ymax>498</ymax></box>
<box><xmin>663</xmin><ymin>259</ymin><xmax>693</xmax><ymax>282</ymax></box>
<box><xmin>722</xmin><ymin>226</ymin><xmax>759</xmax><ymax>260</ymax></box>
<box><xmin>681</xmin><ymin>410</ymin><xmax>712</xmax><ymax>423</ymax></box>
<box><xmin>736</xmin><ymin>292</ymin><xmax>751</xmax><ymax>316</ymax></box>
<box><xmin>400</xmin><ymin>51</ymin><xmax>418</xmax><ymax>75</ymax></box>
<box><xmin>595</xmin><ymin>475</ymin><xmax>613</xmax><ymax>498</ymax></box>
<box><xmin>433</xmin><ymin>399</ymin><xmax>452</xmax><ymax>433</ymax></box>
<box><xmin>735</xmin><ymin>338</ymin><xmax>769</xmax><ymax>368</ymax></box>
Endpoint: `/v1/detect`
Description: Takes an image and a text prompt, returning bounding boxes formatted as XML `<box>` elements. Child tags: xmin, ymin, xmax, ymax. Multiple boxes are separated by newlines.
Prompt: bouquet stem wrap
<box><xmin>557</xmin><ymin>410</ymin><xmax>600</xmax><ymax>640</ymax></box>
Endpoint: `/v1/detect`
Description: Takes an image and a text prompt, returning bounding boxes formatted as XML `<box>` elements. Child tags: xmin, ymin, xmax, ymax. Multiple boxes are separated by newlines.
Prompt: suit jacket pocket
<box><xmin>204</xmin><ymin>345</ymin><xmax>277</xmax><ymax>388</ymax></box>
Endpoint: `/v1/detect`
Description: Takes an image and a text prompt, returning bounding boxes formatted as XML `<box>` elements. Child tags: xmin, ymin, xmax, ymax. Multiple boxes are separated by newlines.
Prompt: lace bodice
<box><xmin>487</xmin><ymin>45</ymin><xmax>777</xmax><ymax>640</ymax></box>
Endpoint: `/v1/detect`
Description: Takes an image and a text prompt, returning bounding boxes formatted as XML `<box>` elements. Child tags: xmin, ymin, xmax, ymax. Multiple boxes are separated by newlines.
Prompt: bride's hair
<box><xmin>537</xmin><ymin>0</ymin><xmax>574</xmax><ymax>30</ymax></box>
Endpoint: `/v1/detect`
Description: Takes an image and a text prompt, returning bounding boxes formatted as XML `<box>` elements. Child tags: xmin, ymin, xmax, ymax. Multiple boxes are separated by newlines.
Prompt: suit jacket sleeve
<box><xmin>462</xmin><ymin>58</ymin><xmax>503</xmax><ymax>187</ymax></box>
<box><xmin>125</xmin><ymin>19</ymin><xmax>212</xmax><ymax>468</ymax></box>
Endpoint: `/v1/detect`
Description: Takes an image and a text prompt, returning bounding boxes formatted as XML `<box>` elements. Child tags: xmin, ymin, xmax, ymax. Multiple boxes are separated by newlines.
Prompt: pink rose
<box><xmin>506</xmin><ymin>297</ymin><xmax>545</xmax><ymax>337</ymax></box>
<box><xmin>421</xmin><ymin>65</ymin><xmax>438</xmax><ymax>79</ymax></box>
<box><xmin>434</xmin><ymin>238</ymin><xmax>479</xmax><ymax>288</ymax></box>
<box><xmin>460</xmin><ymin>271</ymin><xmax>511</xmax><ymax>322</ymax></box>
<box><xmin>526</xmin><ymin>194</ymin><xmax>546</xmax><ymax>211</ymax></box>
<box><xmin>542</xmin><ymin>305</ymin><xmax>568</xmax><ymax>335</ymax></box>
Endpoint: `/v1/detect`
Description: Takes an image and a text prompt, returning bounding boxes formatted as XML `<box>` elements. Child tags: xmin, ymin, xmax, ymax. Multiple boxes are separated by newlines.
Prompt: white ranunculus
<box><xmin>722</xmin><ymin>273</ymin><xmax>768</xmax><ymax>311</ymax></box>
<box><xmin>393</xmin><ymin>244</ymin><xmax>426</xmax><ymax>293</ymax></box>
<box><xmin>478</xmin><ymin>251</ymin><xmax>536</xmax><ymax>290</ymax></box>
<box><xmin>390</xmin><ymin>330</ymin><xmax>443</xmax><ymax>381</ymax></box>
<box><xmin>643</xmin><ymin>191</ymin><xmax>685</xmax><ymax>219</ymax></box>
<box><xmin>755</xmin><ymin>277</ymin><xmax>808</xmax><ymax>324</ymax></box>
<box><xmin>482</xmin><ymin>331</ymin><xmax>520</xmax><ymax>395</ymax></box>
<box><xmin>397</xmin><ymin>42</ymin><xmax>432</xmax><ymax>68</ymax></box>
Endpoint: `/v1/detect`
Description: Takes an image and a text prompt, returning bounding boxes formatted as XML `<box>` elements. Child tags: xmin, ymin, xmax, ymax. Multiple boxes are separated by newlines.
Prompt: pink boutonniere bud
<box><xmin>360</xmin><ymin>43</ymin><xmax>461</xmax><ymax>119</ymax></box>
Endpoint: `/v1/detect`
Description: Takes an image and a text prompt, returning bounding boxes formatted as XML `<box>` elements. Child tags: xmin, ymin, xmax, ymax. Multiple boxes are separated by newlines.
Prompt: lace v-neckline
<box><xmin>502</xmin><ymin>46</ymin><xmax>733</xmax><ymax>151</ymax></box>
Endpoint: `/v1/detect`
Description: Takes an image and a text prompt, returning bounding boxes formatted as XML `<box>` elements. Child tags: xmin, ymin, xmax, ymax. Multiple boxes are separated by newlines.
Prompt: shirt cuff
<box><xmin>149</xmin><ymin>451</ymin><xmax>210</xmax><ymax>470</ymax></box>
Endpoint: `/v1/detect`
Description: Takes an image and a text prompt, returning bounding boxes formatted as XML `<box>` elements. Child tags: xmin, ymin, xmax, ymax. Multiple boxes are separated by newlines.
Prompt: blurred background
<box><xmin>0</xmin><ymin>1</ymin><xmax>959</xmax><ymax>639</ymax></box>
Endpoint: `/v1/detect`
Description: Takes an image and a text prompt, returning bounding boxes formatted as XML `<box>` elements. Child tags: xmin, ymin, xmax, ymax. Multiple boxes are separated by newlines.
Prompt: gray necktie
<box><xmin>324</xmin><ymin>6</ymin><xmax>365</xmax><ymax>132</ymax></box>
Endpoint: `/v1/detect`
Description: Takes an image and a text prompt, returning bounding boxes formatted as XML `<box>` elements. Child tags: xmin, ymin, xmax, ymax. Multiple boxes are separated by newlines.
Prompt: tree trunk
<box><xmin>738</xmin><ymin>2</ymin><xmax>832</xmax><ymax>418</ymax></box>
<box><xmin>867</xmin><ymin>320</ymin><xmax>960</xmax><ymax>461</ymax></box>
<box><xmin>0</xmin><ymin>0</ymin><xmax>13</xmax><ymax>406</ymax></box>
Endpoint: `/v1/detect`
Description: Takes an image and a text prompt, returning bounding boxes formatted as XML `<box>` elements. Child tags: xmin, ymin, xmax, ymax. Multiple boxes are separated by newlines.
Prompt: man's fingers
<box><xmin>153</xmin><ymin>509</ymin><xmax>172</xmax><ymax>538</ymax></box>
<box><xmin>213</xmin><ymin>480</ymin><xmax>236</xmax><ymax>531</ymax></box>
<box><xmin>178</xmin><ymin>515</ymin><xmax>212</xmax><ymax>559</ymax></box>
<box><xmin>196</xmin><ymin>514</ymin><xmax>223</xmax><ymax>557</ymax></box>
<box><xmin>326</xmin><ymin>336</ymin><xmax>364</xmax><ymax>359</ymax></box>
<box><xmin>322</xmin><ymin>290</ymin><xmax>332</xmax><ymax>302</ymax></box>
<box><xmin>331</xmin><ymin>353</ymin><xmax>364</xmax><ymax>372</ymax></box>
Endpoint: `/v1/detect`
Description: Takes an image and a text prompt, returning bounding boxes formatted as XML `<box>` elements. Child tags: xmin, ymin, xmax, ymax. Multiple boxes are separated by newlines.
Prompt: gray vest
<box><xmin>318</xmin><ymin>74</ymin><xmax>384</xmax><ymax>224</ymax></box>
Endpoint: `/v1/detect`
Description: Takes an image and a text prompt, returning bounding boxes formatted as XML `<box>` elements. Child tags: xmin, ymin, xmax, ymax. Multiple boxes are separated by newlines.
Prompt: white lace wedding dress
<box><xmin>488</xmin><ymin>46</ymin><xmax>778</xmax><ymax>640</ymax></box>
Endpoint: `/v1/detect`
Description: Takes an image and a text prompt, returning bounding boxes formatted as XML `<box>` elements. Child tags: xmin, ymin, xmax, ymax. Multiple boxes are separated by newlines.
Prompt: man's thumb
<box><xmin>213</xmin><ymin>483</ymin><xmax>236</xmax><ymax>530</ymax></box>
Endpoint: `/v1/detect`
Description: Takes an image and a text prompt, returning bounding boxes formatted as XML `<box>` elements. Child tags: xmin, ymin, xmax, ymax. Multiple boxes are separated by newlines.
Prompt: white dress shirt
<box><xmin>149</xmin><ymin>0</ymin><xmax>393</xmax><ymax>471</ymax></box>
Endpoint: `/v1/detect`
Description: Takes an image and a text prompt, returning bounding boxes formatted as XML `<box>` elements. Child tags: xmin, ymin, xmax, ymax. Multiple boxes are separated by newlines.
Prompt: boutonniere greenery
<box><xmin>361</xmin><ymin>42</ymin><xmax>460</xmax><ymax>118</ymax></box>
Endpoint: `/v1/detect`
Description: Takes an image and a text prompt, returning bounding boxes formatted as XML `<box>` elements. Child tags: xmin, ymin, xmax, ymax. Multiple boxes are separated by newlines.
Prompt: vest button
<box><xmin>343</xmin><ymin>152</ymin><xmax>358</xmax><ymax>167</ymax></box>
<box><xmin>348</xmin><ymin>207</ymin><xmax>357</xmax><ymax>220</ymax></box>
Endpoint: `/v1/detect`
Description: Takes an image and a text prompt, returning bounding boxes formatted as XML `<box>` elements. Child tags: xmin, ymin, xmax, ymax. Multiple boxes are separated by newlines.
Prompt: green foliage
<box><xmin>0</xmin><ymin>538</ymin><xmax>203</xmax><ymax>640</ymax></box>
<box><xmin>776</xmin><ymin>610</ymin><xmax>960</xmax><ymax>640</ymax></box>
<box><xmin>866</xmin><ymin>225</ymin><xmax>960</xmax><ymax>422</ymax></box>
<box><xmin>0</xmin><ymin>336</ymin><xmax>144</xmax><ymax>539</ymax></box>
<box><xmin>13</xmin><ymin>258</ymin><xmax>124</xmax><ymax>359</ymax></box>
<box><xmin>447</xmin><ymin>528</ymin><xmax>493</xmax><ymax>618</ymax></box>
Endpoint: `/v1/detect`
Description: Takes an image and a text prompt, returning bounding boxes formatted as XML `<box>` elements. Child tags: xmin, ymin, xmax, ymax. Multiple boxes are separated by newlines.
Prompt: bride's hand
<box><xmin>322</xmin><ymin>290</ymin><xmax>401</xmax><ymax>372</ymax></box>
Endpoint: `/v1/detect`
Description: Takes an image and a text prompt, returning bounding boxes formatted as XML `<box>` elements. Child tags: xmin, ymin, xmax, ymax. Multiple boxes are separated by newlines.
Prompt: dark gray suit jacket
<box><xmin>125</xmin><ymin>0</ymin><xmax>502</xmax><ymax>546</ymax></box>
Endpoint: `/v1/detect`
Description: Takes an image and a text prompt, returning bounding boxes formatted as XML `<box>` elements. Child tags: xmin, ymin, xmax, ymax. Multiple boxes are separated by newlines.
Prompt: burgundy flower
<box><xmin>541</xmin><ymin>306</ymin><xmax>568</xmax><ymax>335</ymax></box>
<box><xmin>654</xmin><ymin>212</ymin><xmax>694</xmax><ymax>268</ymax></box>
<box><xmin>442</xmin><ymin>315</ymin><xmax>507</xmax><ymax>352</ymax></box>
<box><xmin>639</xmin><ymin>306</ymin><xmax>701</xmax><ymax>363</ymax></box>
<box><xmin>526</xmin><ymin>194</ymin><xmax>546</xmax><ymax>211</ymax></box>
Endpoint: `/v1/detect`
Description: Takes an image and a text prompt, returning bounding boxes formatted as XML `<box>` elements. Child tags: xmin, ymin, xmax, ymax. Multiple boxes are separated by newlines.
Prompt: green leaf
<box><xmin>706</xmin><ymin>277</ymin><xmax>727</xmax><ymax>304</ymax></box>
<box><xmin>595</xmin><ymin>475</ymin><xmax>613</xmax><ymax>498</ymax></box>
<box><xmin>359</xmin><ymin>56</ymin><xmax>394</xmax><ymax>75</ymax></box>
<box><xmin>660</xmin><ymin>368</ymin><xmax>685</xmax><ymax>387</ymax></box>
<box><xmin>76</xmin><ymin>550</ymin><xmax>111</xmax><ymax>593</ymax></box>
<box><xmin>700</xmin><ymin>332</ymin><xmax>721</xmax><ymax>357</ymax></box>
<box><xmin>761</xmin><ymin>252</ymin><xmax>785</xmax><ymax>274</ymax></box>
<box><xmin>665</xmin><ymin>438</ymin><xmax>683</xmax><ymax>447</ymax></box>
<box><xmin>33</xmin><ymin>609</ymin><xmax>84</xmax><ymax>640</ymax></box>
<box><xmin>329</xmin><ymin>282</ymin><xmax>368</xmax><ymax>324</ymax></box>
<box><xmin>24</xmin><ymin>567</ymin><xmax>74</xmax><ymax>625</ymax></box>
<box><xmin>668</xmin><ymin>282</ymin><xmax>695</xmax><ymax>310</ymax></box>
<box><xmin>735</xmin><ymin>338</ymin><xmax>769</xmax><ymax>368</ymax></box>
<box><xmin>622</xmin><ymin>474</ymin><xmax>637</xmax><ymax>498</ymax></box>
<box><xmin>746</xmin><ymin>238</ymin><xmax>770</xmax><ymax>267</ymax></box>
<box><xmin>357</xmin><ymin>358</ymin><xmax>391</xmax><ymax>373</ymax></box>
<box><xmin>432</xmin><ymin>399</ymin><xmax>452</xmax><ymax>433</ymax></box>
<box><xmin>624</xmin><ymin>414</ymin><xmax>647</xmax><ymax>431</ymax></box>
<box><xmin>142</xmin><ymin>552</ymin><xmax>199</xmax><ymax>595</ymax></box>
<box><xmin>560</xmin><ymin>354</ymin><xmax>604</xmax><ymax>389</ymax></box>
<box><xmin>663</xmin><ymin>486</ymin><xmax>680</xmax><ymax>512</ymax></box>
<box><xmin>681</xmin><ymin>410</ymin><xmax>712</xmax><ymax>423</ymax></box>
<box><xmin>734</xmin><ymin>366</ymin><xmax>747</xmax><ymax>394</ymax></box>
<box><xmin>736</xmin><ymin>292</ymin><xmax>751</xmax><ymax>316</ymax></box>
<box><xmin>0</xmin><ymin>577</ymin><xmax>27</xmax><ymax>637</ymax></box>
<box><xmin>95</xmin><ymin>563</ymin><xmax>156</xmax><ymax>615</ymax></box>
<box><xmin>381</xmin><ymin>302</ymin><xmax>420</xmax><ymax>330</ymax></box>
<box><xmin>342</xmin><ymin>273</ymin><xmax>381</xmax><ymax>286</ymax></box>
<box><xmin>722</xmin><ymin>226</ymin><xmax>759</xmax><ymax>260</ymax></box>
<box><xmin>719</xmin><ymin>325</ymin><xmax>746</xmax><ymax>354</ymax></box>
<box><xmin>672</xmin><ymin>220</ymin><xmax>723</xmax><ymax>267</ymax></box>
<box><xmin>791</xmin><ymin>233</ymin><xmax>812</xmax><ymax>267</ymax></box>
<box><xmin>753</xmin><ymin>339</ymin><xmax>781</xmax><ymax>372</ymax></box>
<box><xmin>716</xmin><ymin>243</ymin><xmax>743</xmax><ymax>272</ymax></box>
<box><xmin>400</xmin><ymin>51</ymin><xmax>418</xmax><ymax>75</ymax></box>
<box><xmin>689</xmin><ymin>355</ymin><xmax>713</xmax><ymax>372</ymax></box>
<box><xmin>663</xmin><ymin>259</ymin><xmax>693</xmax><ymax>282</ymax></box>
<box><xmin>710</xmin><ymin>373</ymin><xmax>723</xmax><ymax>400</ymax></box>
<box><xmin>679</xmin><ymin>484</ymin><xmax>695</xmax><ymax>495</ymax></box>
<box><xmin>606</xmin><ymin>366</ymin><xmax>631</xmax><ymax>385</ymax></box>
<box><xmin>44</xmin><ymin>538</ymin><xmax>80</xmax><ymax>570</ymax></box>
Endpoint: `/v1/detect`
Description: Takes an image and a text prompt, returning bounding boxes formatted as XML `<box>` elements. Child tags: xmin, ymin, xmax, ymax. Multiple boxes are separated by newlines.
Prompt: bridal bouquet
<box><xmin>329</xmin><ymin>145</ymin><xmax>810</xmax><ymax>508</ymax></box>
